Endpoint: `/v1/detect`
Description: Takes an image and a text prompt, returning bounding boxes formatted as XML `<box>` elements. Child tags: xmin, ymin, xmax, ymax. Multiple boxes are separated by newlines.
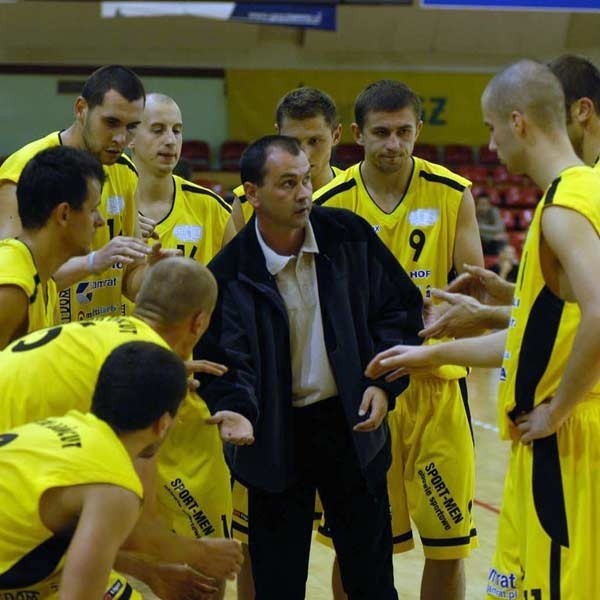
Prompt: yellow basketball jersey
<box><xmin>0</xmin><ymin>411</ymin><xmax>142</xmax><ymax>590</ymax></box>
<box><xmin>498</xmin><ymin>166</ymin><xmax>600</xmax><ymax>439</ymax></box>
<box><xmin>315</xmin><ymin>158</ymin><xmax>470</xmax><ymax>379</ymax></box>
<box><xmin>234</xmin><ymin>166</ymin><xmax>343</xmax><ymax>223</ymax></box>
<box><xmin>0</xmin><ymin>131</ymin><xmax>139</xmax><ymax>323</ymax></box>
<box><xmin>0</xmin><ymin>315</ymin><xmax>168</xmax><ymax>430</ymax></box>
<box><xmin>0</xmin><ymin>316</ymin><xmax>231</xmax><ymax>542</ymax></box>
<box><xmin>0</xmin><ymin>238</ymin><xmax>58</xmax><ymax>333</ymax></box>
<box><xmin>148</xmin><ymin>175</ymin><xmax>231</xmax><ymax>263</ymax></box>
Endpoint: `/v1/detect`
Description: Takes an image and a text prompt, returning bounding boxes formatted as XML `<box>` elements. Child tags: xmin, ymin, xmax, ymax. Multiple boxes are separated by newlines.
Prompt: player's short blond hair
<box><xmin>135</xmin><ymin>257</ymin><xmax>217</xmax><ymax>324</ymax></box>
<box><xmin>483</xmin><ymin>60</ymin><xmax>566</xmax><ymax>130</ymax></box>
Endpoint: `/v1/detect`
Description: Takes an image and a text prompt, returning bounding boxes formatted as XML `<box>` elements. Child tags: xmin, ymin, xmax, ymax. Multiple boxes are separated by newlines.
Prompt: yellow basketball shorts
<box><xmin>0</xmin><ymin>570</ymin><xmax>141</xmax><ymax>600</ymax></box>
<box><xmin>231</xmin><ymin>480</ymin><xmax>324</xmax><ymax>544</ymax></box>
<box><xmin>156</xmin><ymin>393</ymin><xmax>233</xmax><ymax>539</ymax></box>
<box><xmin>316</xmin><ymin>377</ymin><xmax>477</xmax><ymax>559</ymax></box>
<box><xmin>486</xmin><ymin>399</ymin><xmax>600</xmax><ymax>600</ymax></box>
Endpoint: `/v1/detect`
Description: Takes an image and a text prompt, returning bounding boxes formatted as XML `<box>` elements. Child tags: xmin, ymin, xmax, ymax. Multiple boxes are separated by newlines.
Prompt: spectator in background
<box><xmin>173</xmin><ymin>157</ymin><xmax>192</xmax><ymax>180</ymax></box>
<box><xmin>475</xmin><ymin>192</ymin><xmax>506</xmax><ymax>254</ymax></box>
<box><xmin>491</xmin><ymin>243</ymin><xmax>519</xmax><ymax>282</ymax></box>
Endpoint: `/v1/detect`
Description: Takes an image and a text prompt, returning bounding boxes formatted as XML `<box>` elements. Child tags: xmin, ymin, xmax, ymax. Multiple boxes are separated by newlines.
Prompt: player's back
<box><xmin>0</xmin><ymin>316</ymin><xmax>167</xmax><ymax>430</ymax></box>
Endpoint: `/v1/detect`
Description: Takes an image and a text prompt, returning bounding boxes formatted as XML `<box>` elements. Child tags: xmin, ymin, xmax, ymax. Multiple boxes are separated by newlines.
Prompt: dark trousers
<box><xmin>247</xmin><ymin>397</ymin><xmax>397</xmax><ymax>600</ymax></box>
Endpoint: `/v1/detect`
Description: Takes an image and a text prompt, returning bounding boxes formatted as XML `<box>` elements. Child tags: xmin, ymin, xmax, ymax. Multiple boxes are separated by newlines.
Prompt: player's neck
<box><xmin>257</xmin><ymin>219</ymin><xmax>306</xmax><ymax>257</ymax></box>
<box><xmin>59</xmin><ymin>123</ymin><xmax>86</xmax><ymax>151</ymax></box>
<box><xmin>526</xmin><ymin>136</ymin><xmax>583</xmax><ymax>190</ymax></box>
<box><xmin>135</xmin><ymin>171</ymin><xmax>175</xmax><ymax>217</ymax></box>
<box><xmin>17</xmin><ymin>230</ymin><xmax>69</xmax><ymax>284</ymax></box>
<box><xmin>311</xmin><ymin>165</ymin><xmax>334</xmax><ymax>192</ymax></box>
<box><xmin>582</xmin><ymin>122</ymin><xmax>600</xmax><ymax>167</ymax></box>
<box><xmin>360</xmin><ymin>158</ymin><xmax>413</xmax><ymax>210</ymax></box>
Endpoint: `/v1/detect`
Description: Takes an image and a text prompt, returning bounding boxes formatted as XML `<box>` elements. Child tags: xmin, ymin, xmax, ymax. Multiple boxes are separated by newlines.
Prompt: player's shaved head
<box><xmin>134</xmin><ymin>257</ymin><xmax>217</xmax><ymax>323</ymax></box>
<box><xmin>483</xmin><ymin>60</ymin><xmax>566</xmax><ymax>130</ymax></box>
<box><xmin>145</xmin><ymin>92</ymin><xmax>180</xmax><ymax>112</ymax></box>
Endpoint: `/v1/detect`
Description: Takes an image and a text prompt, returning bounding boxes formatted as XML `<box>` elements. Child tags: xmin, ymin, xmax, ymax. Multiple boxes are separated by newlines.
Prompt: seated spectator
<box><xmin>491</xmin><ymin>243</ymin><xmax>519</xmax><ymax>282</ymax></box>
<box><xmin>475</xmin><ymin>192</ymin><xmax>507</xmax><ymax>254</ymax></box>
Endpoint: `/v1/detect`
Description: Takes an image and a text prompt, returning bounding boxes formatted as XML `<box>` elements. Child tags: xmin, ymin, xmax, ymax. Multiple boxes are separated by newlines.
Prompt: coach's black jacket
<box><xmin>195</xmin><ymin>205</ymin><xmax>424</xmax><ymax>493</ymax></box>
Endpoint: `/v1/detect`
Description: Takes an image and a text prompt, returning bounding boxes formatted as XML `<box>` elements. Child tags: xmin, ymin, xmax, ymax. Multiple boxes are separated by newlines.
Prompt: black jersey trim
<box><xmin>238</xmin><ymin>193</ymin><xmax>247</xmax><ymax>204</ymax></box>
<box><xmin>232</xmin><ymin>520</ymin><xmax>249</xmax><ymax>535</ymax></box>
<box><xmin>419</xmin><ymin>170</ymin><xmax>466</xmax><ymax>193</ymax></box>
<box><xmin>421</xmin><ymin>528</ymin><xmax>477</xmax><ymax>547</ymax></box>
<box><xmin>119</xmin><ymin>583</ymin><xmax>134</xmax><ymax>600</ymax></box>
<box><xmin>544</xmin><ymin>177</ymin><xmax>561</xmax><ymax>205</ymax></box>
<box><xmin>550</xmin><ymin>541</ymin><xmax>562</xmax><ymax>599</ymax></box>
<box><xmin>532</xmin><ymin>435</ymin><xmax>569</xmax><ymax>549</ymax></box>
<box><xmin>181</xmin><ymin>183</ymin><xmax>232</xmax><ymax>213</ymax></box>
<box><xmin>510</xmin><ymin>285</ymin><xmax>564</xmax><ymax>419</ymax></box>
<box><xmin>314</xmin><ymin>179</ymin><xmax>357</xmax><ymax>206</ymax></box>
<box><xmin>458</xmin><ymin>377</ymin><xmax>474</xmax><ymax>444</ymax></box>
<box><xmin>392</xmin><ymin>530</ymin><xmax>414</xmax><ymax>544</ymax></box>
<box><xmin>116</xmin><ymin>154</ymin><xmax>138</xmax><ymax>175</ymax></box>
<box><xmin>0</xmin><ymin>533</ymin><xmax>71</xmax><ymax>587</ymax></box>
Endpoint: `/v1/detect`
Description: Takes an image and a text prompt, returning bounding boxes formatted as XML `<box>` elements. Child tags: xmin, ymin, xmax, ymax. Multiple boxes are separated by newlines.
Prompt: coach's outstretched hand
<box><xmin>206</xmin><ymin>411</ymin><xmax>255</xmax><ymax>445</ymax></box>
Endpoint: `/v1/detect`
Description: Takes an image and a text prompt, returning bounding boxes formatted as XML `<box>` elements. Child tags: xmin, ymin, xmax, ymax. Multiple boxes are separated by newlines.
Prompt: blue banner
<box><xmin>231</xmin><ymin>3</ymin><xmax>336</xmax><ymax>30</ymax></box>
<box><xmin>422</xmin><ymin>0</ymin><xmax>600</xmax><ymax>10</ymax></box>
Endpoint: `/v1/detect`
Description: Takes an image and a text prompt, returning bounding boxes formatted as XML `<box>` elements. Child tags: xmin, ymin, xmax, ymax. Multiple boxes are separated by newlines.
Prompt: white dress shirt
<box><xmin>255</xmin><ymin>220</ymin><xmax>338</xmax><ymax>407</ymax></box>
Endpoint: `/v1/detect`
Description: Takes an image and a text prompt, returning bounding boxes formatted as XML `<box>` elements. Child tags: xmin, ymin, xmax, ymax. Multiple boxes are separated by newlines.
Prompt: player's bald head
<box><xmin>482</xmin><ymin>60</ymin><xmax>566</xmax><ymax>130</ymax></box>
<box><xmin>143</xmin><ymin>93</ymin><xmax>181</xmax><ymax>117</ymax></box>
<box><xmin>135</xmin><ymin>257</ymin><xmax>217</xmax><ymax>323</ymax></box>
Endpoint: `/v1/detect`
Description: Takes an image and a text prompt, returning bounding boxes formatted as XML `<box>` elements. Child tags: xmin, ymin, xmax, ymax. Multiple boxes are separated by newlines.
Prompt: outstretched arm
<box><xmin>59</xmin><ymin>484</ymin><xmax>141</xmax><ymax>600</ymax></box>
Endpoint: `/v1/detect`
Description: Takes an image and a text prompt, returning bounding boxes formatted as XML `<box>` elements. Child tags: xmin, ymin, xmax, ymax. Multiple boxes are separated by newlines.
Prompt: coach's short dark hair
<box><xmin>17</xmin><ymin>146</ymin><xmax>105</xmax><ymax>230</ymax></box>
<box><xmin>92</xmin><ymin>342</ymin><xmax>187</xmax><ymax>432</ymax></box>
<box><xmin>276</xmin><ymin>87</ymin><xmax>338</xmax><ymax>129</ymax></box>
<box><xmin>82</xmin><ymin>65</ymin><xmax>146</xmax><ymax>109</ymax></box>
<box><xmin>548</xmin><ymin>55</ymin><xmax>600</xmax><ymax>120</ymax></box>
<box><xmin>240</xmin><ymin>135</ymin><xmax>302</xmax><ymax>186</ymax></box>
<box><xmin>354</xmin><ymin>80</ymin><xmax>422</xmax><ymax>129</ymax></box>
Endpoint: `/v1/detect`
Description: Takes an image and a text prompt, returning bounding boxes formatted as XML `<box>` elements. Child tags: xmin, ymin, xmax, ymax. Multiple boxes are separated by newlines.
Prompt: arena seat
<box><xmin>220</xmin><ymin>140</ymin><xmax>248</xmax><ymax>172</ymax></box>
<box><xmin>443</xmin><ymin>144</ymin><xmax>473</xmax><ymax>165</ymax></box>
<box><xmin>332</xmin><ymin>143</ymin><xmax>364</xmax><ymax>169</ymax></box>
<box><xmin>181</xmin><ymin>140</ymin><xmax>211</xmax><ymax>171</ymax></box>
<box><xmin>478</xmin><ymin>145</ymin><xmax>499</xmax><ymax>165</ymax></box>
<box><xmin>456</xmin><ymin>164</ymin><xmax>488</xmax><ymax>184</ymax></box>
<box><xmin>413</xmin><ymin>144</ymin><xmax>439</xmax><ymax>162</ymax></box>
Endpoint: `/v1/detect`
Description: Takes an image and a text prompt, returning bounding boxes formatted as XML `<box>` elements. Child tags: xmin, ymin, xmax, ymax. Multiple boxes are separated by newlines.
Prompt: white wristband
<box><xmin>87</xmin><ymin>251</ymin><xmax>97</xmax><ymax>274</ymax></box>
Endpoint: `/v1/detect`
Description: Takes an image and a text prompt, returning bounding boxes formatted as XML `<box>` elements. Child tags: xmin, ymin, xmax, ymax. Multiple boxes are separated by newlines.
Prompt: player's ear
<box><xmin>54</xmin><ymin>202</ymin><xmax>71</xmax><ymax>227</ymax></box>
<box><xmin>154</xmin><ymin>412</ymin><xmax>174</xmax><ymax>439</ymax></box>
<box><xmin>351</xmin><ymin>123</ymin><xmax>363</xmax><ymax>145</ymax></box>
<box><xmin>331</xmin><ymin>123</ymin><xmax>342</xmax><ymax>146</ymax></box>
<box><xmin>575</xmin><ymin>97</ymin><xmax>594</xmax><ymax>124</ymax></box>
<box><xmin>192</xmin><ymin>310</ymin><xmax>211</xmax><ymax>338</ymax></box>
<box><xmin>243</xmin><ymin>182</ymin><xmax>260</xmax><ymax>209</ymax></box>
<box><xmin>74</xmin><ymin>96</ymin><xmax>88</xmax><ymax>124</ymax></box>
<box><xmin>414</xmin><ymin>120</ymin><xmax>423</xmax><ymax>142</ymax></box>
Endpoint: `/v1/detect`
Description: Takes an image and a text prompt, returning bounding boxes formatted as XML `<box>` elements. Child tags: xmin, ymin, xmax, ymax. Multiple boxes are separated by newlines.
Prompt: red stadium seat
<box><xmin>181</xmin><ymin>140</ymin><xmax>211</xmax><ymax>171</ymax></box>
<box><xmin>443</xmin><ymin>144</ymin><xmax>473</xmax><ymax>165</ymax></box>
<box><xmin>499</xmin><ymin>208</ymin><xmax>517</xmax><ymax>230</ymax></box>
<box><xmin>503</xmin><ymin>186</ymin><xmax>523</xmax><ymax>207</ymax></box>
<box><xmin>220</xmin><ymin>140</ymin><xmax>248</xmax><ymax>172</ymax></box>
<box><xmin>194</xmin><ymin>178</ymin><xmax>224</xmax><ymax>195</ymax></box>
<box><xmin>332</xmin><ymin>143</ymin><xmax>364</xmax><ymax>169</ymax></box>
<box><xmin>413</xmin><ymin>144</ymin><xmax>439</xmax><ymax>162</ymax></box>
<box><xmin>492</xmin><ymin>165</ymin><xmax>509</xmax><ymax>184</ymax></box>
<box><xmin>478</xmin><ymin>146</ymin><xmax>500</xmax><ymax>165</ymax></box>
<box><xmin>520</xmin><ymin>186</ymin><xmax>541</xmax><ymax>208</ymax></box>
<box><xmin>456</xmin><ymin>164</ymin><xmax>489</xmax><ymax>184</ymax></box>
<box><xmin>472</xmin><ymin>185</ymin><xmax>501</xmax><ymax>206</ymax></box>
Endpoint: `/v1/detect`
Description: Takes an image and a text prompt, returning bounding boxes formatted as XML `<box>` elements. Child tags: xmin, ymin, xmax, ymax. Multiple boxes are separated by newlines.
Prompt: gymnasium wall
<box><xmin>1</xmin><ymin>1</ymin><xmax>600</xmax><ymax>156</ymax></box>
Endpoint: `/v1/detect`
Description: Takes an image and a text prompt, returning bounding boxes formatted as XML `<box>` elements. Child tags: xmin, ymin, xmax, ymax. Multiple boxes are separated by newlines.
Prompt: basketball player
<box><xmin>0</xmin><ymin>146</ymin><xmax>104</xmax><ymax>349</ymax></box>
<box><xmin>229</xmin><ymin>86</ymin><xmax>342</xmax><ymax>231</ymax></box>
<box><xmin>0</xmin><ymin>341</ymin><xmax>187</xmax><ymax>599</ymax></box>
<box><xmin>367</xmin><ymin>59</ymin><xmax>600</xmax><ymax>600</ymax></box>
<box><xmin>130</xmin><ymin>92</ymin><xmax>236</xmax><ymax>261</ymax></box>
<box><xmin>422</xmin><ymin>54</ymin><xmax>600</xmax><ymax>339</ymax></box>
<box><xmin>0</xmin><ymin>65</ymin><xmax>158</xmax><ymax>324</ymax></box>
<box><xmin>0</xmin><ymin>258</ymin><xmax>243</xmax><ymax>594</ymax></box>
<box><xmin>315</xmin><ymin>80</ymin><xmax>483</xmax><ymax>600</ymax></box>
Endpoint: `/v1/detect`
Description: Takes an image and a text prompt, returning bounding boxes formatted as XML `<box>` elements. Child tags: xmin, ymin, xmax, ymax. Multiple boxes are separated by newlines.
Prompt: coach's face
<box><xmin>248</xmin><ymin>147</ymin><xmax>313</xmax><ymax>232</ymax></box>
<box><xmin>78</xmin><ymin>89</ymin><xmax>144</xmax><ymax>165</ymax></box>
